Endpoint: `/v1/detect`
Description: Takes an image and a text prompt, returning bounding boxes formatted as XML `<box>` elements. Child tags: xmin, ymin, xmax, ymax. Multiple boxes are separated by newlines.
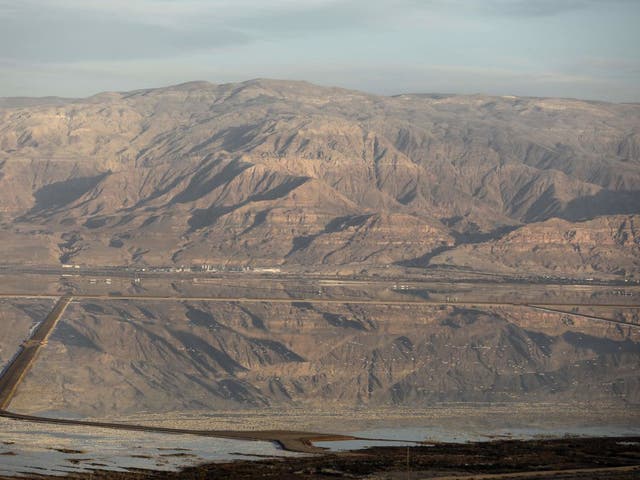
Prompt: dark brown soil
<box><xmin>5</xmin><ymin>436</ymin><xmax>639</xmax><ymax>480</ymax></box>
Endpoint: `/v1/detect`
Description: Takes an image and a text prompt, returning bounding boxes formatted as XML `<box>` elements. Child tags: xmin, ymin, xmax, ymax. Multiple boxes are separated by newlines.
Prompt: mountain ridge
<box><xmin>1</xmin><ymin>79</ymin><xmax>639</xmax><ymax>277</ymax></box>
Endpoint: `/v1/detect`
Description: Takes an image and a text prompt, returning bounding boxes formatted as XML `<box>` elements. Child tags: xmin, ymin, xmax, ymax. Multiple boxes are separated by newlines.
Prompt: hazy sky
<box><xmin>1</xmin><ymin>0</ymin><xmax>639</xmax><ymax>101</ymax></box>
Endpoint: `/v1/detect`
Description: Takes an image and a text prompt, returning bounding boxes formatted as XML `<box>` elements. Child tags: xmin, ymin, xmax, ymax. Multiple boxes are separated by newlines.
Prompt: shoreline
<box><xmin>2</xmin><ymin>435</ymin><xmax>638</xmax><ymax>479</ymax></box>
<box><xmin>0</xmin><ymin>409</ymin><xmax>353</xmax><ymax>454</ymax></box>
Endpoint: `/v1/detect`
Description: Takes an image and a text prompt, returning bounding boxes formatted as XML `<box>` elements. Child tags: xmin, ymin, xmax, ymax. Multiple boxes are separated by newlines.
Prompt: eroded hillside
<box><xmin>1</xmin><ymin>80</ymin><xmax>639</xmax><ymax>276</ymax></box>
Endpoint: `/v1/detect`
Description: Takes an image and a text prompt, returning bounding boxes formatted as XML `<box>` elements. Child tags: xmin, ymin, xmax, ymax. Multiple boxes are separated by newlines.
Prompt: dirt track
<box><xmin>0</xmin><ymin>409</ymin><xmax>357</xmax><ymax>453</ymax></box>
<box><xmin>0</xmin><ymin>296</ymin><xmax>70</xmax><ymax>409</ymax></box>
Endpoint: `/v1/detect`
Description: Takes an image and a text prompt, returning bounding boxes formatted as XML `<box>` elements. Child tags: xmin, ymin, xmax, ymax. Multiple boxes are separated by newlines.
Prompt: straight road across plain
<box><xmin>0</xmin><ymin>293</ymin><xmax>638</xmax><ymax>328</ymax></box>
<box><xmin>0</xmin><ymin>292</ymin><xmax>638</xmax><ymax>308</ymax></box>
<box><xmin>0</xmin><ymin>296</ymin><xmax>71</xmax><ymax>409</ymax></box>
<box><xmin>0</xmin><ymin>292</ymin><xmax>637</xmax><ymax>454</ymax></box>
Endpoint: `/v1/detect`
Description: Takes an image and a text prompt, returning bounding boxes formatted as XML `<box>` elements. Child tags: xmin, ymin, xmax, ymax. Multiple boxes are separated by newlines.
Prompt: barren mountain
<box><xmin>1</xmin><ymin>80</ymin><xmax>639</xmax><ymax>276</ymax></box>
<box><xmin>431</xmin><ymin>215</ymin><xmax>640</xmax><ymax>277</ymax></box>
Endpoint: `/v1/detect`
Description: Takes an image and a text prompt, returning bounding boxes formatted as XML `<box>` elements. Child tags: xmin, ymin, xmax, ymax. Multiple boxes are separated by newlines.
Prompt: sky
<box><xmin>1</xmin><ymin>0</ymin><xmax>639</xmax><ymax>101</ymax></box>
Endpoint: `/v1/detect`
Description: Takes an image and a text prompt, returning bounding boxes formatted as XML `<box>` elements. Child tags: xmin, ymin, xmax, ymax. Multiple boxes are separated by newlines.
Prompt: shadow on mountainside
<box><xmin>187</xmin><ymin>176</ymin><xmax>308</xmax><ymax>231</ymax></box>
<box><xmin>171</xmin><ymin>158</ymin><xmax>253</xmax><ymax>204</ymax></box>
<box><xmin>285</xmin><ymin>214</ymin><xmax>374</xmax><ymax>258</ymax></box>
<box><xmin>395</xmin><ymin>224</ymin><xmax>519</xmax><ymax>268</ymax></box>
<box><xmin>22</xmin><ymin>172</ymin><xmax>110</xmax><ymax>218</ymax></box>
<box><xmin>559</xmin><ymin>189</ymin><xmax>640</xmax><ymax>221</ymax></box>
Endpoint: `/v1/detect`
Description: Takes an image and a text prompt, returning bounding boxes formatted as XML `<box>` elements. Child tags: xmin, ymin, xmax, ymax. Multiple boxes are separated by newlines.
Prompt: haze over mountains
<box><xmin>1</xmin><ymin>79</ymin><xmax>639</xmax><ymax>277</ymax></box>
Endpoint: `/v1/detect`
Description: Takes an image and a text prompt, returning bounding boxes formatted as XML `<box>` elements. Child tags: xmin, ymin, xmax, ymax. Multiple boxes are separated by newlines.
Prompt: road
<box><xmin>0</xmin><ymin>293</ymin><xmax>392</xmax><ymax>453</ymax></box>
<box><xmin>0</xmin><ymin>296</ymin><xmax>71</xmax><ymax>409</ymax></box>
<box><xmin>0</xmin><ymin>292</ymin><xmax>637</xmax><ymax>327</ymax></box>
<box><xmin>0</xmin><ymin>409</ymin><xmax>356</xmax><ymax>453</ymax></box>
<box><xmin>0</xmin><ymin>292</ymin><xmax>638</xmax><ymax>456</ymax></box>
<box><xmin>3</xmin><ymin>264</ymin><xmax>639</xmax><ymax>286</ymax></box>
<box><xmin>531</xmin><ymin>305</ymin><xmax>640</xmax><ymax>328</ymax></box>
<box><xmin>0</xmin><ymin>292</ymin><xmax>638</xmax><ymax>307</ymax></box>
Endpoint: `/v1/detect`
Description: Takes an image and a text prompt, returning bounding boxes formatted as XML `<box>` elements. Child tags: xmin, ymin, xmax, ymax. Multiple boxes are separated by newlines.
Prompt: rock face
<box><xmin>10</xmin><ymin>300</ymin><xmax>640</xmax><ymax>416</ymax></box>
<box><xmin>431</xmin><ymin>215</ymin><xmax>640</xmax><ymax>277</ymax></box>
<box><xmin>0</xmin><ymin>79</ymin><xmax>639</xmax><ymax>276</ymax></box>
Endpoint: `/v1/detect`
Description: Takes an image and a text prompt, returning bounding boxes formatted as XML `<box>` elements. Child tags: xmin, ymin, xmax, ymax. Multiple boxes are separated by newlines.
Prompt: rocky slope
<box><xmin>1</xmin><ymin>80</ymin><xmax>639</xmax><ymax>276</ymax></box>
<box><xmin>430</xmin><ymin>215</ymin><xmax>640</xmax><ymax>277</ymax></box>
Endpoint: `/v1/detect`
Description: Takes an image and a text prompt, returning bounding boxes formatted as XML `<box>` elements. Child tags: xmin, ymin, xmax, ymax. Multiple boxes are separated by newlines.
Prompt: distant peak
<box><xmin>160</xmin><ymin>80</ymin><xmax>213</xmax><ymax>91</ymax></box>
<box><xmin>240</xmin><ymin>78</ymin><xmax>313</xmax><ymax>88</ymax></box>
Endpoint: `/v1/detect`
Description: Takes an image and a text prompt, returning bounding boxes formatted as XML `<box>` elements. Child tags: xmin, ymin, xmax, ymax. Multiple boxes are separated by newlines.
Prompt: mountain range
<box><xmin>1</xmin><ymin>79</ymin><xmax>639</xmax><ymax>278</ymax></box>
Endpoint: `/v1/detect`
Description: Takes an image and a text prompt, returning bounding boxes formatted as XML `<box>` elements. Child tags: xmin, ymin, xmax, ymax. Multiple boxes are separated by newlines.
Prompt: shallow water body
<box><xmin>315</xmin><ymin>424</ymin><xmax>640</xmax><ymax>451</ymax></box>
<box><xmin>0</xmin><ymin>419</ymin><xmax>301</xmax><ymax>477</ymax></box>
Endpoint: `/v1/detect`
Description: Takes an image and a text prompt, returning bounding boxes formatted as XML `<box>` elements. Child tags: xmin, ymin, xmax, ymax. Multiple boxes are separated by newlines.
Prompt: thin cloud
<box><xmin>563</xmin><ymin>57</ymin><xmax>640</xmax><ymax>80</ymax></box>
<box><xmin>0</xmin><ymin>0</ymin><xmax>408</xmax><ymax>62</ymax></box>
<box><xmin>407</xmin><ymin>0</ymin><xmax>637</xmax><ymax>17</ymax></box>
<box><xmin>0</xmin><ymin>0</ymin><xmax>638</xmax><ymax>101</ymax></box>
<box><xmin>0</xmin><ymin>0</ymin><xmax>342</xmax><ymax>26</ymax></box>
<box><xmin>0</xmin><ymin>2</ymin><xmax>251</xmax><ymax>62</ymax></box>
<box><xmin>488</xmin><ymin>0</ymin><xmax>636</xmax><ymax>16</ymax></box>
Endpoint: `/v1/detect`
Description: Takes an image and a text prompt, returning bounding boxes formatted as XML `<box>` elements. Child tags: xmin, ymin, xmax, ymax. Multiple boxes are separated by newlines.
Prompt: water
<box><xmin>314</xmin><ymin>424</ymin><xmax>640</xmax><ymax>451</ymax></box>
<box><xmin>0</xmin><ymin>419</ymin><xmax>302</xmax><ymax>477</ymax></box>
